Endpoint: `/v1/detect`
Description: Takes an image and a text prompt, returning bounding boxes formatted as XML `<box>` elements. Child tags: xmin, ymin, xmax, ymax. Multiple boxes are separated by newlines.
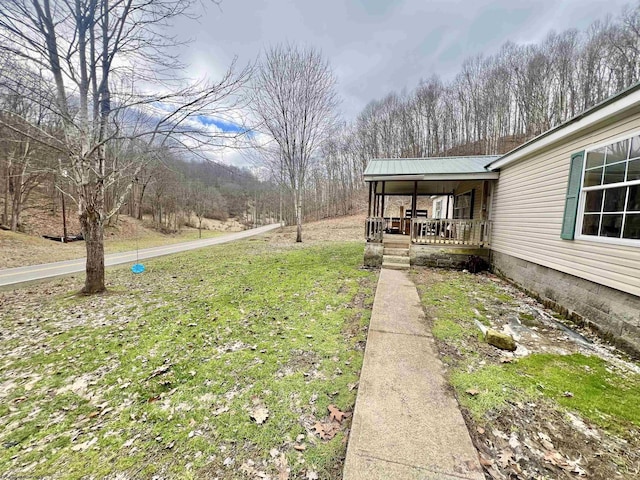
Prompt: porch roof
<box><xmin>364</xmin><ymin>155</ymin><xmax>501</xmax><ymax>182</ymax></box>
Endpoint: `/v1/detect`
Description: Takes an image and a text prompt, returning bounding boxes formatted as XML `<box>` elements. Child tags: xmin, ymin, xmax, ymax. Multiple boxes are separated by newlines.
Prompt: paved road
<box><xmin>0</xmin><ymin>224</ymin><xmax>281</xmax><ymax>287</ymax></box>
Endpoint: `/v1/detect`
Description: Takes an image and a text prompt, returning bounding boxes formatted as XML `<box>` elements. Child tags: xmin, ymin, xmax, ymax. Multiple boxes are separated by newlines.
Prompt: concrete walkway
<box><xmin>0</xmin><ymin>224</ymin><xmax>280</xmax><ymax>287</ymax></box>
<box><xmin>343</xmin><ymin>268</ymin><xmax>483</xmax><ymax>480</ymax></box>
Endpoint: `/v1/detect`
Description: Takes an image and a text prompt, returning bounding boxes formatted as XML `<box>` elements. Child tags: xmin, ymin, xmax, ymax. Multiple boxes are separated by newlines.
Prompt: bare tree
<box><xmin>251</xmin><ymin>44</ymin><xmax>338</xmax><ymax>242</ymax></box>
<box><xmin>0</xmin><ymin>0</ymin><xmax>250</xmax><ymax>293</ymax></box>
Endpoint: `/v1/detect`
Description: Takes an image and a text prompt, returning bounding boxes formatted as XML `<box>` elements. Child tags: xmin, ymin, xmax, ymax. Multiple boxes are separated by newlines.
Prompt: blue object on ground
<box><xmin>131</xmin><ymin>263</ymin><xmax>145</xmax><ymax>274</ymax></box>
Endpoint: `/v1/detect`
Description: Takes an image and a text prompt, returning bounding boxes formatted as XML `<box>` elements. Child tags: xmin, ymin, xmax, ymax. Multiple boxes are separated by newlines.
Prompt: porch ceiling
<box><xmin>374</xmin><ymin>180</ymin><xmax>464</xmax><ymax>195</ymax></box>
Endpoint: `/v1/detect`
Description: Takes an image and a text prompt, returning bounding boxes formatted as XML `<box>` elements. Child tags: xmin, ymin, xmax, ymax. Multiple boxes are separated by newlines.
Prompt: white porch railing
<box><xmin>410</xmin><ymin>218</ymin><xmax>491</xmax><ymax>247</ymax></box>
<box><xmin>365</xmin><ymin>217</ymin><xmax>384</xmax><ymax>243</ymax></box>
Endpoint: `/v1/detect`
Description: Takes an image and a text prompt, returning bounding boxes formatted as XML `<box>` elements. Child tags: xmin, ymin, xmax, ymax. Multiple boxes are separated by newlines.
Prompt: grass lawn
<box><xmin>0</xmin><ymin>239</ymin><xmax>376</xmax><ymax>479</ymax></box>
<box><xmin>412</xmin><ymin>268</ymin><xmax>640</xmax><ymax>479</ymax></box>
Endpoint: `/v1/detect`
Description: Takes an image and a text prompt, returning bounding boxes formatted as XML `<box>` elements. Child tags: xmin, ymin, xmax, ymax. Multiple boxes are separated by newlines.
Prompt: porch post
<box><xmin>411</xmin><ymin>181</ymin><xmax>417</xmax><ymax>218</ymax></box>
<box><xmin>445</xmin><ymin>194</ymin><xmax>450</xmax><ymax>219</ymax></box>
<box><xmin>410</xmin><ymin>181</ymin><xmax>417</xmax><ymax>238</ymax></box>
<box><xmin>381</xmin><ymin>182</ymin><xmax>386</xmax><ymax>218</ymax></box>
<box><xmin>367</xmin><ymin>182</ymin><xmax>373</xmax><ymax>217</ymax></box>
<box><xmin>373</xmin><ymin>181</ymin><xmax>378</xmax><ymax>216</ymax></box>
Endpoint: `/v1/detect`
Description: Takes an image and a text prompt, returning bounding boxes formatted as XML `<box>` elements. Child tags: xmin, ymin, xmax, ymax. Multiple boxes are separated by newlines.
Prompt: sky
<box><xmin>167</xmin><ymin>0</ymin><xmax>631</xmax><ymax>164</ymax></box>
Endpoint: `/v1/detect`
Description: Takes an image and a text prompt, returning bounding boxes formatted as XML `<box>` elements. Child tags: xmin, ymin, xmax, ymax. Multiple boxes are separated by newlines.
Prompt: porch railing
<box><xmin>365</xmin><ymin>217</ymin><xmax>384</xmax><ymax>243</ymax></box>
<box><xmin>410</xmin><ymin>218</ymin><xmax>491</xmax><ymax>247</ymax></box>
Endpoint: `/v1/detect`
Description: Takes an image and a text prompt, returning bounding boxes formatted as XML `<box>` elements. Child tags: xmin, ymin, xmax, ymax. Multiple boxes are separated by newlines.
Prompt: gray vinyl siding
<box><xmin>491</xmin><ymin>109</ymin><xmax>640</xmax><ymax>297</ymax></box>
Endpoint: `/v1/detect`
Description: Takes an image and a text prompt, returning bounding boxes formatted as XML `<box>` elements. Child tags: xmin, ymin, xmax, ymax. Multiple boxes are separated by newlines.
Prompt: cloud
<box><xmin>196</xmin><ymin>115</ymin><xmax>248</xmax><ymax>135</ymax></box>
<box><xmin>162</xmin><ymin>0</ymin><xmax>630</xmax><ymax>164</ymax></box>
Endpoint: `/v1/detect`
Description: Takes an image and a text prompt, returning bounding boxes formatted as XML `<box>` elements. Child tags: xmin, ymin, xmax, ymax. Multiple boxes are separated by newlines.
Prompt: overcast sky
<box><xmin>167</xmin><ymin>0</ymin><xmax>630</xmax><ymax>165</ymax></box>
<box><xmin>174</xmin><ymin>0</ymin><xmax>629</xmax><ymax>119</ymax></box>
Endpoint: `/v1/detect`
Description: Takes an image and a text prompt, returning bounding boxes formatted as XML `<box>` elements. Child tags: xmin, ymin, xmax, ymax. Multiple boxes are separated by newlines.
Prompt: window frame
<box><xmin>433</xmin><ymin>199</ymin><xmax>442</xmax><ymax>219</ymax></box>
<box><xmin>575</xmin><ymin>130</ymin><xmax>640</xmax><ymax>246</ymax></box>
<box><xmin>454</xmin><ymin>189</ymin><xmax>474</xmax><ymax>220</ymax></box>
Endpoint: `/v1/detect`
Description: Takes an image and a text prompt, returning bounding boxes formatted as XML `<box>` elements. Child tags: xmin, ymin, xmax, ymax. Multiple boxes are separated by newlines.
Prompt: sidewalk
<box><xmin>343</xmin><ymin>268</ymin><xmax>484</xmax><ymax>480</ymax></box>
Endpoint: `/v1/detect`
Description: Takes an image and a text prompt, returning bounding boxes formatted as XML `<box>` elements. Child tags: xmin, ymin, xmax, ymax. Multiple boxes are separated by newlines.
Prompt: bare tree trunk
<box><xmin>295</xmin><ymin>189</ymin><xmax>302</xmax><ymax>243</ymax></box>
<box><xmin>61</xmin><ymin>191</ymin><xmax>68</xmax><ymax>239</ymax></box>
<box><xmin>80</xmin><ymin>208</ymin><xmax>105</xmax><ymax>293</ymax></box>
<box><xmin>137</xmin><ymin>183</ymin><xmax>148</xmax><ymax>220</ymax></box>
<box><xmin>10</xmin><ymin>185</ymin><xmax>20</xmax><ymax>231</ymax></box>
<box><xmin>3</xmin><ymin>164</ymin><xmax>9</xmax><ymax>226</ymax></box>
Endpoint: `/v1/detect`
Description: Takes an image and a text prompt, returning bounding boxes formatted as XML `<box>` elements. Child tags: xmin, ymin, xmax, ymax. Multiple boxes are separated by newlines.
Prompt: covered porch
<box><xmin>363</xmin><ymin>156</ymin><xmax>500</xmax><ymax>268</ymax></box>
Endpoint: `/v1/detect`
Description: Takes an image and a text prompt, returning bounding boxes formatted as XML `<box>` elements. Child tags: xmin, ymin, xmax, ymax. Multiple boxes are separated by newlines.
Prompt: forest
<box><xmin>2</xmin><ymin>2</ymin><xmax>640</xmax><ymax>235</ymax></box>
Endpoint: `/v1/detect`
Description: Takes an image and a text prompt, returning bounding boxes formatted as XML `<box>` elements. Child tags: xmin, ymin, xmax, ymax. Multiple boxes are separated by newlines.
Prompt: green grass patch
<box><xmin>0</xmin><ymin>240</ymin><xmax>376</xmax><ymax>479</ymax></box>
<box><xmin>417</xmin><ymin>274</ymin><xmax>500</xmax><ymax>341</ymax></box>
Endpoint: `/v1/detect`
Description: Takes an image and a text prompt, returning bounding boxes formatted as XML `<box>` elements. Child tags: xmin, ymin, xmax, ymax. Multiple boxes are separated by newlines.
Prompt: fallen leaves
<box><xmin>212</xmin><ymin>405</ymin><xmax>230</xmax><ymax>416</ymax></box>
<box><xmin>145</xmin><ymin>363</ymin><xmax>171</xmax><ymax>381</ymax></box>
<box><xmin>249</xmin><ymin>397</ymin><xmax>269</xmax><ymax>425</ymax></box>
<box><xmin>312</xmin><ymin>404</ymin><xmax>351</xmax><ymax>440</ymax></box>
<box><xmin>497</xmin><ymin>448</ymin><xmax>514</xmax><ymax>468</ymax></box>
<box><xmin>544</xmin><ymin>450</ymin><xmax>588</xmax><ymax>476</ymax></box>
<box><xmin>71</xmin><ymin>437</ymin><xmax>97</xmax><ymax>452</ymax></box>
<box><xmin>313</xmin><ymin>421</ymin><xmax>340</xmax><ymax>440</ymax></box>
<box><xmin>328</xmin><ymin>404</ymin><xmax>346</xmax><ymax>423</ymax></box>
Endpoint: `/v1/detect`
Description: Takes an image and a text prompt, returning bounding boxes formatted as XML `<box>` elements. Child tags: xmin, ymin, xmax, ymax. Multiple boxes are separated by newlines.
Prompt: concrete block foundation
<box><xmin>363</xmin><ymin>243</ymin><xmax>383</xmax><ymax>268</ymax></box>
<box><xmin>410</xmin><ymin>245</ymin><xmax>490</xmax><ymax>270</ymax></box>
<box><xmin>491</xmin><ymin>250</ymin><xmax>640</xmax><ymax>358</ymax></box>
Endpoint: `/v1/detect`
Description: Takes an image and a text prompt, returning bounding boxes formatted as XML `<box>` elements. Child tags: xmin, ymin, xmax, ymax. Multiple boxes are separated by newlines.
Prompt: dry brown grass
<box><xmin>265</xmin><ymin>214</ymin><xmax>366</xmax><ymax>245</ymax></box>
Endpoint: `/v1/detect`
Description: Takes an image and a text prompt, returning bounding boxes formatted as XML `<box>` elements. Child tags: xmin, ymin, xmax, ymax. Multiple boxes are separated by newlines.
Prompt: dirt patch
<box><xmin>341</xmin><ymin>277</ymin><xmax>375</xmax><ymax>341</ymax></box>
<box><xmin>276</xmin><ymin>350</ymin><xmax>322</xmax><ymax>379</ymax></box>
<box><xmin>467</xmin><ymin>401</ymin><xmax>637</xmax><ymax>480</ymax></box>
<box><xmin>265</xmin><ymin>214</ymin><xmax>366</xmax><ymax>246</ymax></box>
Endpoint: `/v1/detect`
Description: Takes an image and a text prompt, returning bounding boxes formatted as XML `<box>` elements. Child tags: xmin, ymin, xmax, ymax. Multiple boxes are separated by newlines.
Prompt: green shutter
<box><xmin>560</xmin><ymin>151</ymin><xmax>585</xmax><ymax>240</ymax></box>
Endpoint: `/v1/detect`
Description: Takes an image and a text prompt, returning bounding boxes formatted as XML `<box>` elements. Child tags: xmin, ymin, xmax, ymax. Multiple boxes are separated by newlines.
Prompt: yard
<box><xmin>412</xmin><ymin>268</ymin><xmax>640</xmax><ymax>479</ymax></box>
<box><xmin>0</xmin><ymin>228</ymin><xmax>376</xmax><ymax>479</ymax></box>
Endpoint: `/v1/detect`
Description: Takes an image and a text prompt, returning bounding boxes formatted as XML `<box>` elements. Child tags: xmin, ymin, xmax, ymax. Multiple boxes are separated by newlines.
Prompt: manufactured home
<box><xmin>364</xmin><ymin>83</ymin><xmax>640</xmax><ymax>355</ymax></box>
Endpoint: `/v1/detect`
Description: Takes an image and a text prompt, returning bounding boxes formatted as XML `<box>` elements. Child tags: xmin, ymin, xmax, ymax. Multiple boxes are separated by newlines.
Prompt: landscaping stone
<box><xmin>485</xmin><ymin>328</ymin><xmax>517</xmax><ymax>351</ymax></box>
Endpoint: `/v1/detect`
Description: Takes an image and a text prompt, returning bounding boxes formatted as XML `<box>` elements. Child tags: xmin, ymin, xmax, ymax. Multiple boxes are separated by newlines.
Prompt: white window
<box><xmin>433</xmin><ymin>199</ymin><xmax>442</xmax><ymax>218</ymax></box>
<box><xmin>454</xmin><ymin>191</ymin><xmax>473</xmax><ymax>219</ymax></box>
<box><xmin>577</xmin><ymin>133</ymin><xmax>640</xmax><ymax>244</ymax></box>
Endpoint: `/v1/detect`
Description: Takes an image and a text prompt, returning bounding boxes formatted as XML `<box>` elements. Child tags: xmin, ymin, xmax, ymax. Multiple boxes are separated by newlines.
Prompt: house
<box><xmin>364</xmin><ymin>82</ymin><xmax>640</xmax><ymax>356</ymax></box>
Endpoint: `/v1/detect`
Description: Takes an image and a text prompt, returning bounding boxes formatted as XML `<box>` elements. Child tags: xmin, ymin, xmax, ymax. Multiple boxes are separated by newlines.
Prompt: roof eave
<box><xmin>488</xmin><ymin>82</ymin><xmax>640</xmax><ymax>171</ymax></box>
<box><xmin>364</xmin><ymin>172</ymin><xmax>500</xmax><ymax>182</ymax></box>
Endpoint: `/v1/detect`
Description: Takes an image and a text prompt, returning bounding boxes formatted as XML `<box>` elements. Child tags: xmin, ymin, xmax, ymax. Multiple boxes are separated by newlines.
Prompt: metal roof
<box><xmin>364</xmin><ymin>155</ymin><xmax>501</xmax><ymax>178</ymax></box>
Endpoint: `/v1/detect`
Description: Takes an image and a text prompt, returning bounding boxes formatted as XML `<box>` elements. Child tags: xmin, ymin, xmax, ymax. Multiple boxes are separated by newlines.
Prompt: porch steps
<box><xmin>384</xmin><ymin>241</ymin><xmax>410</xmax><ymax>250</ymax></box>
<box><xmin>382</xmin><ymin>254</ymin><xmax>410</xmax><ymax>270</ymax></box>
<box><xmin>383</xmin><ymin>247</ymin><xmax>409</xmax><ymax>256</ymax></box>
<box><xmin>381</xmin><ymin>234</ymin><xmax>411</xmax><ymax>270</ymax></box>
